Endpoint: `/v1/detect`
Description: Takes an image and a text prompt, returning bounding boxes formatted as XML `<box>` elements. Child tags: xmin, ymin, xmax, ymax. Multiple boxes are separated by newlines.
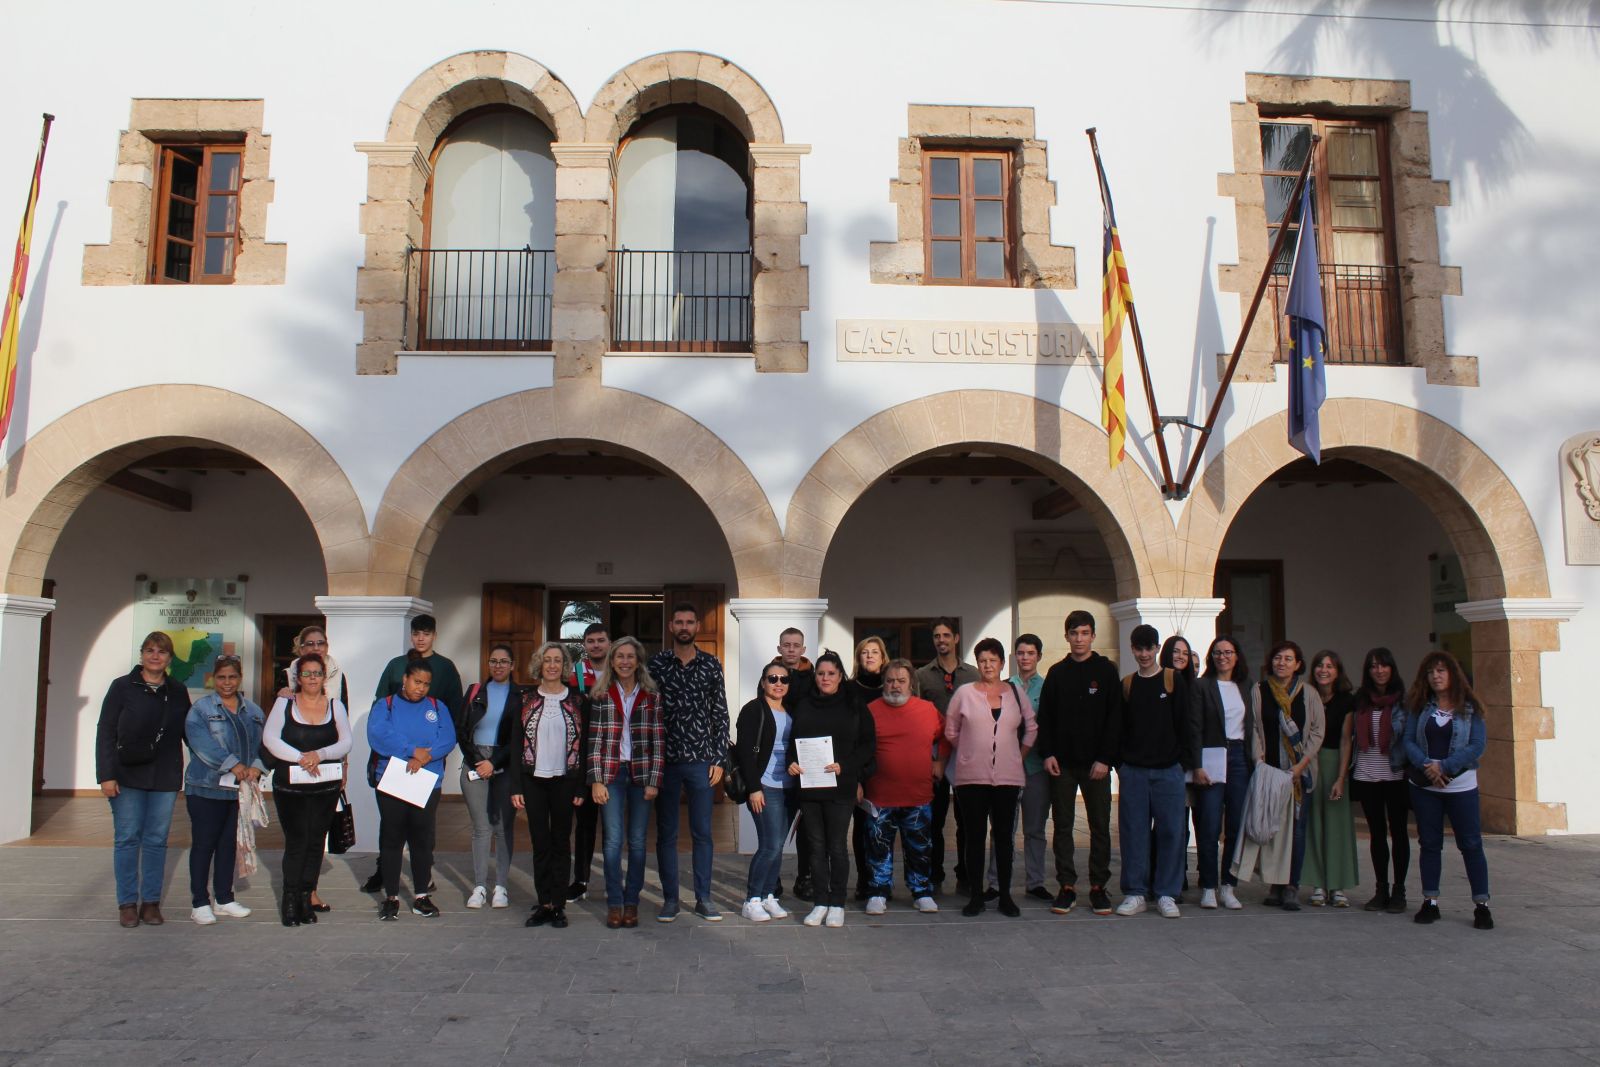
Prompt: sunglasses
<box><xmin>764</xmin><ymin>674</ymin><xmax>790</xmax><ymax>686</ymax></box>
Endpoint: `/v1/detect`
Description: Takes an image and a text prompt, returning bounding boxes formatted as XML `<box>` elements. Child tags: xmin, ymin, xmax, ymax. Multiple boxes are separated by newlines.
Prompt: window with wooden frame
<box><xmin>1260</xmin><ymin>118</ymin><xmax>1402</xmax><ymax>364</ymax></box>
<box><xmin>922</xmin><ymin>149</ymin><xmax>1013</xmax><ymax>285</ymax></box>
<box><xmin>150</xmin><ymin>143</ymin><xmax>243</xmax><ymax>284</ymax></box>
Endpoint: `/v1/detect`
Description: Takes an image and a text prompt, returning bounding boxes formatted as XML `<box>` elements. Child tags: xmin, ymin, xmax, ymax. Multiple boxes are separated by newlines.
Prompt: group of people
<box><xmin>94</xmin><ymin>607</ymin><xmax>1494</xmax><ymax>932</ymax></box>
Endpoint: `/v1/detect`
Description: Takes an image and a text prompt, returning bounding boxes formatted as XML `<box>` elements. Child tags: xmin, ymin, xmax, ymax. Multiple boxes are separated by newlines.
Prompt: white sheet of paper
<box><xmin>290</xmin><ymin>762</ymin><xmax>344</xmax><ymax>785</ymax></box>
<box><xmin>795</xmin><ymin>736</ymin><xmax>837</xmax><ymax>789</ymax></box>
<box><xmin>1187</xmin><ymin>746</ymin><xmax>1228</xmax><ymax>784</ymax></box>
<box><xmin>217</xmin><ymin>773</ymin><xmax>239</xmax><ymax>790</ymax></box>
<box><xmin>377</xmin><ymin>756</ymin><xmax>439</xmax><ymax>807</ymax></box>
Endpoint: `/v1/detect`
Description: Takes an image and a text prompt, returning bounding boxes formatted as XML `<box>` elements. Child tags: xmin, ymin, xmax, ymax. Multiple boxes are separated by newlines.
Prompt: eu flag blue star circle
<box><xmin>1285</xmin><ymin>176</ymin><xmax>1328</xmax><ymax>464</ymax></box>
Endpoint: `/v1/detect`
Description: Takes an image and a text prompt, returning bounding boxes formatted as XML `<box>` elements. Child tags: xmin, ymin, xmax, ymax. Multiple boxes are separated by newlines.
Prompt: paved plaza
<box><xmin>0</xmin><ymin>831</ymin><xmax>1597</xmax><ymax>1066</ymax></box>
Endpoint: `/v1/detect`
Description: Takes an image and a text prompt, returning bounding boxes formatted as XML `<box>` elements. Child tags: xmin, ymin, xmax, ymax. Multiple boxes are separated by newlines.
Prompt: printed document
<box><xmin>795</xmin><ymin>736</ymin><xmax>837</xmax><ymax>789</ymax></box>
<box><xmin>377</xmin><ymin>756</ymin><xmax>439</xmax><ymax>807</ymax></box>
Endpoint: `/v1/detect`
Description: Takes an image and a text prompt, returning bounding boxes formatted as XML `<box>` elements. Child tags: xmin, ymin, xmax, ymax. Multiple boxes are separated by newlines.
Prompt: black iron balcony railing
<box><xmin>412</xmin><ymin>247</ymin><xmax>554</xmax><ymax>352</ymax></box>
<box><xmin>610</xmin><ymin>249</ymin><xmax>752</xmax><ymax>353</ymax></box>
<box><xmin>1269</xmin><ymin>262</ymin><xmax>1404</xmax><ymax>365</ymax></box>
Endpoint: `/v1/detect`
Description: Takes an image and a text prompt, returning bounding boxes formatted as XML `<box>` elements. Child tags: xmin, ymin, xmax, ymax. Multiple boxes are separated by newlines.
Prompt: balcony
<box><xmin>1270</xmin><ymin>263</ymin><xmax>1403</xmax><ymax>365</ymax></box>
<box><xmin>411</xmin><ymin>247</ymin><xmax>554</xmax><ymax>352</ymax></box>
<box><xmin>610</xmin><ymin>250</ymin><xmax>752</xmax><ymax>353</ymax></box>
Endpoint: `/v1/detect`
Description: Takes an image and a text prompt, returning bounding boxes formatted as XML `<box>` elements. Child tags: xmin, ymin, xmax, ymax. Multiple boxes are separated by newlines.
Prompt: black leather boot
<box><xmin>297</xmin><ymin>890</ymin><xmax>319</xmax><ymax>924</ymax></box>
<box><xmin>280</xmin><ymin>889</ymin><xmax>300</xmax><ymax>927</ymax></box>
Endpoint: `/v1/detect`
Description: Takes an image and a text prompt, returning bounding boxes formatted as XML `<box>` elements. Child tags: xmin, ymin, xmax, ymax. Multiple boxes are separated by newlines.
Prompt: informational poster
<box><xmin>132</xmin><ymin>578</ymin><xmax>247</xmax><ymax>694</ymax></box>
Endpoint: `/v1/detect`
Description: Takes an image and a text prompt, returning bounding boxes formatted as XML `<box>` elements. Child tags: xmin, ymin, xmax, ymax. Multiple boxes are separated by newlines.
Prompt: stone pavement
<box><xmin>1</xmin><ymin>835</ymin><xmax>1598</xmax><ymax>1066</ymax></box>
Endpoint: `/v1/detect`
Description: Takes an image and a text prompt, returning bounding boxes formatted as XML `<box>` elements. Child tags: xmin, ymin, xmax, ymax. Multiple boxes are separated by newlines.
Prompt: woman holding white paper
<box><xmin>182</xmin><ymin>654</ymin><xmax>267</xmax><ymax>926</ymax></box>
<box><xmin>368</xmin><ymin>656</ymin><xmax>455</xmax><ymax>921</ymax></box>
<box><xmin>264</xmin><ymin>650</ymin><xmax>352</xmax><ymax>927</ymax></box>
<box><xmin>786</xmin><ymin>650</ymin><xmax>876</xmax><ymax>929</ymax></box>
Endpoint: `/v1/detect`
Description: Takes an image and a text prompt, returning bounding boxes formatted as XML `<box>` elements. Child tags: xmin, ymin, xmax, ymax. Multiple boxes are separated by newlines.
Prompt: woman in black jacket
<box><xmin>1191</xmin><ymin>636</ymin><xmax>1251</xmax><ymax>910</ymax></box>
<box><xmin>734</xmin><ymin>658</ymin><xmax>798</xmax><ymax>923</ymax></box>
<box><xmin>96</xmin><ymin>631</ymin><xmax>192</xmax><ymax>928</ymax></box>
<box><xmin>454</xmin><ymin>643</ymin><xmax>531</xmax><ymax>911</ymax></box>
<box><xmin>786</xmin><ymin>651</ymin><xmax>876</xmax><ymax>928</ymax></box>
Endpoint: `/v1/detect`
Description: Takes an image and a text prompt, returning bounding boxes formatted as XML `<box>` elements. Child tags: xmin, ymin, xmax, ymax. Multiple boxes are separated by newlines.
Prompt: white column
<box><xmin>0</xmin><ymin>595</ymin><xmax>56</xmax><ymax>844</ymax></box>
<box><xmin>1108</xmin><ymin>597</ymin><xmax>1228</xmax><ymax>673</ymax></box>
<box><xmin>314</xmin><ymin>595</ymin><xmax>434</xmax><ymax>853</ymax></box>
<box><xmin>727</xmin><ymin>597</ymin><xmax>828</xmax><ymax>854</ymax></box>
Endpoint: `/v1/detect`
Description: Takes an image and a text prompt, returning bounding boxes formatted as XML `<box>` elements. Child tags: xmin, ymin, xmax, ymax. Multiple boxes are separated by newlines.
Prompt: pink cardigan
<box><xmin>944</xmin><ymin>681</ymin><xmax>1038</xmax><ymax>787</ymax></box>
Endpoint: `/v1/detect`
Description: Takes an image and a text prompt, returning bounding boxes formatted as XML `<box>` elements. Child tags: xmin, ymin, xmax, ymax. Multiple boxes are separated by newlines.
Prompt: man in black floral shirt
<box><xmin>648</xmin><ymin>603</ymin><xmax>730</xmax><ymax>922</ymax></box>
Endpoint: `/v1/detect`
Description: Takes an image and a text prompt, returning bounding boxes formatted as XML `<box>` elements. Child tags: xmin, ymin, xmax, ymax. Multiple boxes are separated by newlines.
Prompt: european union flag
<box><xmin>1284</xmin><ymin>176</ymin><xmax>1327</xmax><ymax>463</ymax></box>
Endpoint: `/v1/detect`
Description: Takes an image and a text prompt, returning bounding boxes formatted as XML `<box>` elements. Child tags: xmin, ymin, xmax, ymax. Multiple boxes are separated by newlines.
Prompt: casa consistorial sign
<box><xmin>837</xmin><ymin>319</ymin><xmax>1101</xmax><ymax>365</ymax></box>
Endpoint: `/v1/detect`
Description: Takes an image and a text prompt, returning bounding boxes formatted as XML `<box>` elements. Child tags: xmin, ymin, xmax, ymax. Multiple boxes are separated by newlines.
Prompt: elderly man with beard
<box><xmin>862</xmin><ymin>659</ymin><xmax>949</xmax><ymax>915</ymax></box>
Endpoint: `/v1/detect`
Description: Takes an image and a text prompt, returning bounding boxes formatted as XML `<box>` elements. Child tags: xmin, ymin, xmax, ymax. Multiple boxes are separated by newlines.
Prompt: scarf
<box><xmin>235</xmin><ymin>776</ymin><xmax>271</xmax><ymax>879</ymax></box>
<box><xmin>1354</xmin><ymin>691</ymin><xmax>1399</xmax><ymax>752</ymax></box>
<box><xmin>1266</xmin><ymin>676</ymin><xmax>1309</xmax><ymax>809</ymax></box>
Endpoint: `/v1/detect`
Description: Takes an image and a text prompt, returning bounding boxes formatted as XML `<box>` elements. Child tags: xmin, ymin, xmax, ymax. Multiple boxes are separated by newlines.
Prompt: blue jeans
<box><xmin>866</xmin><ymin>803</ymin><xmax>934</xmax><ymax>898</ymax></box>
<box><xmin>1193</xmin><ymin>740</ymin><xmax>1251</xmax><ymax>889</ymax></box>
<box><xmin>600</xmin><ymin>764</ymin><xmax>652</xmax><ymax>907</ymax></box>
<box><xmin>656</xmin><ymin>760</ymin><xmax>715</xmax><ymax>903</ymax></box>
<box><xmin>1410</xmin><ymin>785</ymin><xmax>1490</xmax><ymax>903</ymax></box>
<box><xmin>1117</xmin><ymin>763</ymin><xmax>1186</xmax><ymax>899</ymax></box>
<box><xmin>109</xmin><ymin>787</ymin><xmax>177</xmax><ymax>905</ymax></box>
<box><xmin>185</xmin><ymin>793</ymin><xmax>238</xmax><ymax>908</ymax></box>
<box><xmin>745</xmin><ymin>786</ymin><xmax>796</xmax><ymax>900</ymax></box>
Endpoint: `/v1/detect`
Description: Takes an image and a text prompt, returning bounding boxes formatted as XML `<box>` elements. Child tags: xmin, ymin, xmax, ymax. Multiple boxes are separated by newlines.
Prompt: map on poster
<box><xmin>132</xmin><ymin>578</ymin><xmax>247</xmax><ymax>693</ymax></box>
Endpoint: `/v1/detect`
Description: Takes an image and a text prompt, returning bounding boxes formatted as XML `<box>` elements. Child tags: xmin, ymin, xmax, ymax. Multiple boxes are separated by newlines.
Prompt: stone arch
<box><xmin>1178</xmin><ymin>398</ymin><xmax>1559</xmax><ymax>834</ymax></box>
<box><xmin>357</xmin><ymin>51</ymin><xmax>583</xmax><ymax>375</ymax></box>
<box><xmin>1175</xmin><ymin>399</ymin><xmax>1549</xmax><ymax>601</ymax></box>
<box><xmin>584</xmin><ymin>51</ymin><xmax>782</xmax><ymax>146</ymax></box>
<box><xmin>387</xmin><ymin>50</ymin><xmax>584</xmax><ymax>147</ymax></box>
<box><xmin>0</xmin><ymin>386</ymin><xmax>369</xmax><ymax>595</ymax></box>
<box><xmin>783</xmin><ymin>390</ymin><xmax>1176</xmax><ymax>600</ymax></box>
<box><xmin>368</xmin><ymin>385</ymin><xmax>784</xmax><ymax>596</ymax></box>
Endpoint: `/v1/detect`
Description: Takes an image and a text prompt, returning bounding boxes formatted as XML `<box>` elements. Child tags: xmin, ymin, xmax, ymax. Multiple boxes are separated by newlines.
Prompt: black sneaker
<box><xmin>550</xmin><ymin>909</ymin><xmax>569</xmax><ymax>929</ymax></box>
<box><xmin>525</xmin><ymin>905</ymin><xmax>552</xmax><ymax>928</ymax></box>
<box><xmin>997</xmin><ymin>895</ymin><xmax>1020</xmax><ymax>918</ymax></box>
<box><xmin>1414</xmin><ymin>900</ymin><xmax>1441</xmax><ymax>924</ymax></box>
<box><xmin>1362</xmin><ymin>888</ymin><xmax>1390</xmax><ymax>912</ymax></box>
<box><xmin>411</xmin><ymin>896</ymin><xmax>440</xmax><ymax>918</ymax></box>
<box><xmin>961</xmin><ymin>898</ymin><xmax>984</xmax><ymax>917</ymax></box>
<box><xmin>983</xmin><ymin>887</ymin><xmax>1000</xmax><ymax>902</ymax></box>
<box><xmin>1051</xmin><ymin>888</ymin><xmax>1077</xmax><ymax>914</ymax></box>
<box><xmin>566</xmin><ymin>882</ymin><xmax>588</xmax><ymax>903</ymax></box>
<box><xmin>362</xmin><ymin>871</ymin><xmax>384</xmax><ymax>894</ymax></box>
<box><xmin>1089</xmin><ymin>887</ymin><xmax>1112</xmax><ymax>915</ymax></box>
<box><xmin>378</xmin><ymin>898</ymin><xmax>399</xmax><ymax>921</ymax></box>
<box><xmin>1386</xmin><ymin>887</ymin><xmax>1408</xmax><ymax>915</ymax></box>
<box><xmin>1027</xmin><ymin>886</ymin><xmax>1053</xmax><ymax>902</ymax></box>
<box><xmin>1473</xmin><ymin>904</ymin><xmax>1494</xmax><ymax>930</ymax></box>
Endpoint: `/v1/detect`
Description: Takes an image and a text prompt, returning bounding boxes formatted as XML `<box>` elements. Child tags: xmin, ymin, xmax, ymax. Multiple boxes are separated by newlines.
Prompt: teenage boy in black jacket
<box><xmin>1035</xmin><ymin>610</ymin><xmax>1121</xmax><ymax>915</ymax></box>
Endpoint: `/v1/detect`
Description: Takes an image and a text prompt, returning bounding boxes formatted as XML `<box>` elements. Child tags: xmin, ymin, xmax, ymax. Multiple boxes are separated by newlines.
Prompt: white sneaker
<box><xmin>865</xmin><ymin>895</ymin><xmax>887</xmax><ymax>916</ymax></box>
<box><xmin>466</xmin><ymin>886</ymin><xmax>487</xmax><ymax>909</ymax></box>
<box><xmin>190</xmin><ymin>905</ymin><xmax>217</xmax><ymax>926</ymax></box>
<box><xmin>825</xmin><ymin>906</ymin><xmax>846</xmax><ymax>928</ymax></box>
<box><xmin>213</xmin><ymin>901</ymin><xmax>251</xmax><ymax>918</ymax></box>
<box><xmin>914</xmin><ymin>896</ymin><xmax>939</xmax><ymax>913</ymax></box>
<box><xmin>1220</xmin><ymin>885</ymin><xmax>1243</xmax><ymax>910</ymax></box>
<box><xmin>1157</xmin><ymin>896</ymin><xmax>1181</xmax><ymax>918</ymax></box>
<box><xmin>803</xmin><ymin>905</ymin><xmax>829</xmax><ymax>927</ymax></box>
<box><xmin>742</xmin><ymin>898</ymin><xmax>771</xmax><ymax>922</ymax></box>
<box><xmin>1309</xmin><ymin>888</ymin><xmax>1327</xmax><ymax>907</ymax></box>
<box><xmin>1115</xmin><ymin>895</ymin><xmax>1147</xmax><ymax>916</ymax></box>
<box><xmin>761</xmin><ymin>895</ymin><xmax>789</xmax><ymax>919</ymax></box>
<box><xmin>1199</xmin><ymin>888</ymin><xmax>1218</xmax><ymax>909</ymax></box>
<box><xmin>491</xmin><ymin>886</ymin><xmax>509</xmax><ymax>909</ymax></box>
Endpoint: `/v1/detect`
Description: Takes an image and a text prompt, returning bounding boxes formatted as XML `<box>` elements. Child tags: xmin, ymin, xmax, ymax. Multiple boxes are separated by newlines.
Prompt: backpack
<box><xmin>366</xmin><ymin>694</ymin><xmax>443</xmax><ymax>787</ymax></box>
<box><xmin>1121</xmin><ymin>668</ymin><xmax>1175</xmax><ymax>701</ymax></box>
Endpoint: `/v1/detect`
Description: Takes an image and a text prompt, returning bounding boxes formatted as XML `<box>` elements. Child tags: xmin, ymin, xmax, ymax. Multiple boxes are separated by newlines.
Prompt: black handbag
<box><xmin>725</xmin><ymin>706</ymin><xmax>769</xmax><ymax>804</ymax></box>
<box><xmin>327</xmin><ymin>791</ymin><xmax>356</xmax><ymax>854</ymax></box>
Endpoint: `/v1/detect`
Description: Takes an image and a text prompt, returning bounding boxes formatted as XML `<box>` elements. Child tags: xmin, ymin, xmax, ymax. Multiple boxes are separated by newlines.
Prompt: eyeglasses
<box><xmin>488</xmin><ymin>659</ymin><xmax>514</xmax><ymax>666</ymax></box>
<box><xmin>300</xmin><ymin>639</ymin><xmax>327</xmax><ymax>648</ymax></box>
<box><xmin>764</xmin><ymin>674</ymin><xmax>790</xmax><ymax>686</ymax></box>
<box><xmin>1213</xmin><ymin>650</ymin><xmax>1237</xmax><ymax>658</ymax></box>
<box><xmin>298</xmin><ymin>670</ymin><xmax>325</xmax><ymax>679</ymax></box>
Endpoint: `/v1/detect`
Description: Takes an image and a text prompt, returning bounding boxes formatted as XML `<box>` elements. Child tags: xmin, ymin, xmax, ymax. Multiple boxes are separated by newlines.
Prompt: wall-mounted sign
<box><xmin>132</xmin><ymin>578</ymin><xmax>247</xmax><ymax>694</ymax></box>
<box><xmin>837</xmin><ymin>319</ymin><xmax>1100</xmax><ymax>365</ymax></box>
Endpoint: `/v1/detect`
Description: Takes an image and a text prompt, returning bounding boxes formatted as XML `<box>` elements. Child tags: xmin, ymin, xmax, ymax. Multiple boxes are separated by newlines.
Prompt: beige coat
<box><xmin>1231</xmin><ymin>681</ymin><xmax>1326</xmax><ymax>886</ymax></box>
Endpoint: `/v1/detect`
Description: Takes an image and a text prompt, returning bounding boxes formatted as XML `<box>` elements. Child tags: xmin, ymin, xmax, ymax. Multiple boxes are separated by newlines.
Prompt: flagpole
<box><xmin>1086</xmin><ymin>128</ymin><xmax>1176</xmax><ymax>498</ymax></box>
<box><xmin>1175</xmin><ymin>136</ymin><xmax>1317</xmax><ymax>497</ymax></box>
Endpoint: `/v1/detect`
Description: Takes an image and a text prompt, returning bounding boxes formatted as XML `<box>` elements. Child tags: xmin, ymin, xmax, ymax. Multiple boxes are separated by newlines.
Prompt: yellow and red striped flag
<box><xmin>1100</xmin><ymin>219</ymin><xmax>1132</xmax><ymax>468</ymax></box>
<box><xmin>0</xmin><ymin>114</ymin><xmax>54</xmax><ymax>444</ymax></box>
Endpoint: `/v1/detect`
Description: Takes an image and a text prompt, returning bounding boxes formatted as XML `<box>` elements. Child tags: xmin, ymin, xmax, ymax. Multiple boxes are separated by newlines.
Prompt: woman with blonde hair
<box><xmin>586</xmin><ymin>637</ymin><xmax>664</xmax><ymax>928</ymax></box>
<box><xmin>512</xmin><ymin>641</ymin><xmax>587</xmax><ymax>929</ymax></box>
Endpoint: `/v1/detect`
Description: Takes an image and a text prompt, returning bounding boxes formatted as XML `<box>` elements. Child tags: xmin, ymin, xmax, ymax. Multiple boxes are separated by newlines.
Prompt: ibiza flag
<box><xmin>1284</xmin><ymin>173</ymin><xmax>1327</xmax><ymax>464</ymax></box>
<box><xmin>1097</xmin><ymin>191</ymin><xmax>1132</xmax><ymax>469</ymax></box>
<box><xmin>0</xmin><ymin>115</ymin><xmax>54</xmax><ymax>443</ymax></box>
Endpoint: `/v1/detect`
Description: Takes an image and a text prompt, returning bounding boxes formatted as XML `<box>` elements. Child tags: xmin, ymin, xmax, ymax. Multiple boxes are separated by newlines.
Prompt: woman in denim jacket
<box><xmin>1395</xmin><ymin>650</ymin><xmax>1492</xmax><ymax>930</ymax></box>
<box><xmin>182</xmin><ymin>654</ymin><xmax>267</xmax><ymax>926</ymax></box>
